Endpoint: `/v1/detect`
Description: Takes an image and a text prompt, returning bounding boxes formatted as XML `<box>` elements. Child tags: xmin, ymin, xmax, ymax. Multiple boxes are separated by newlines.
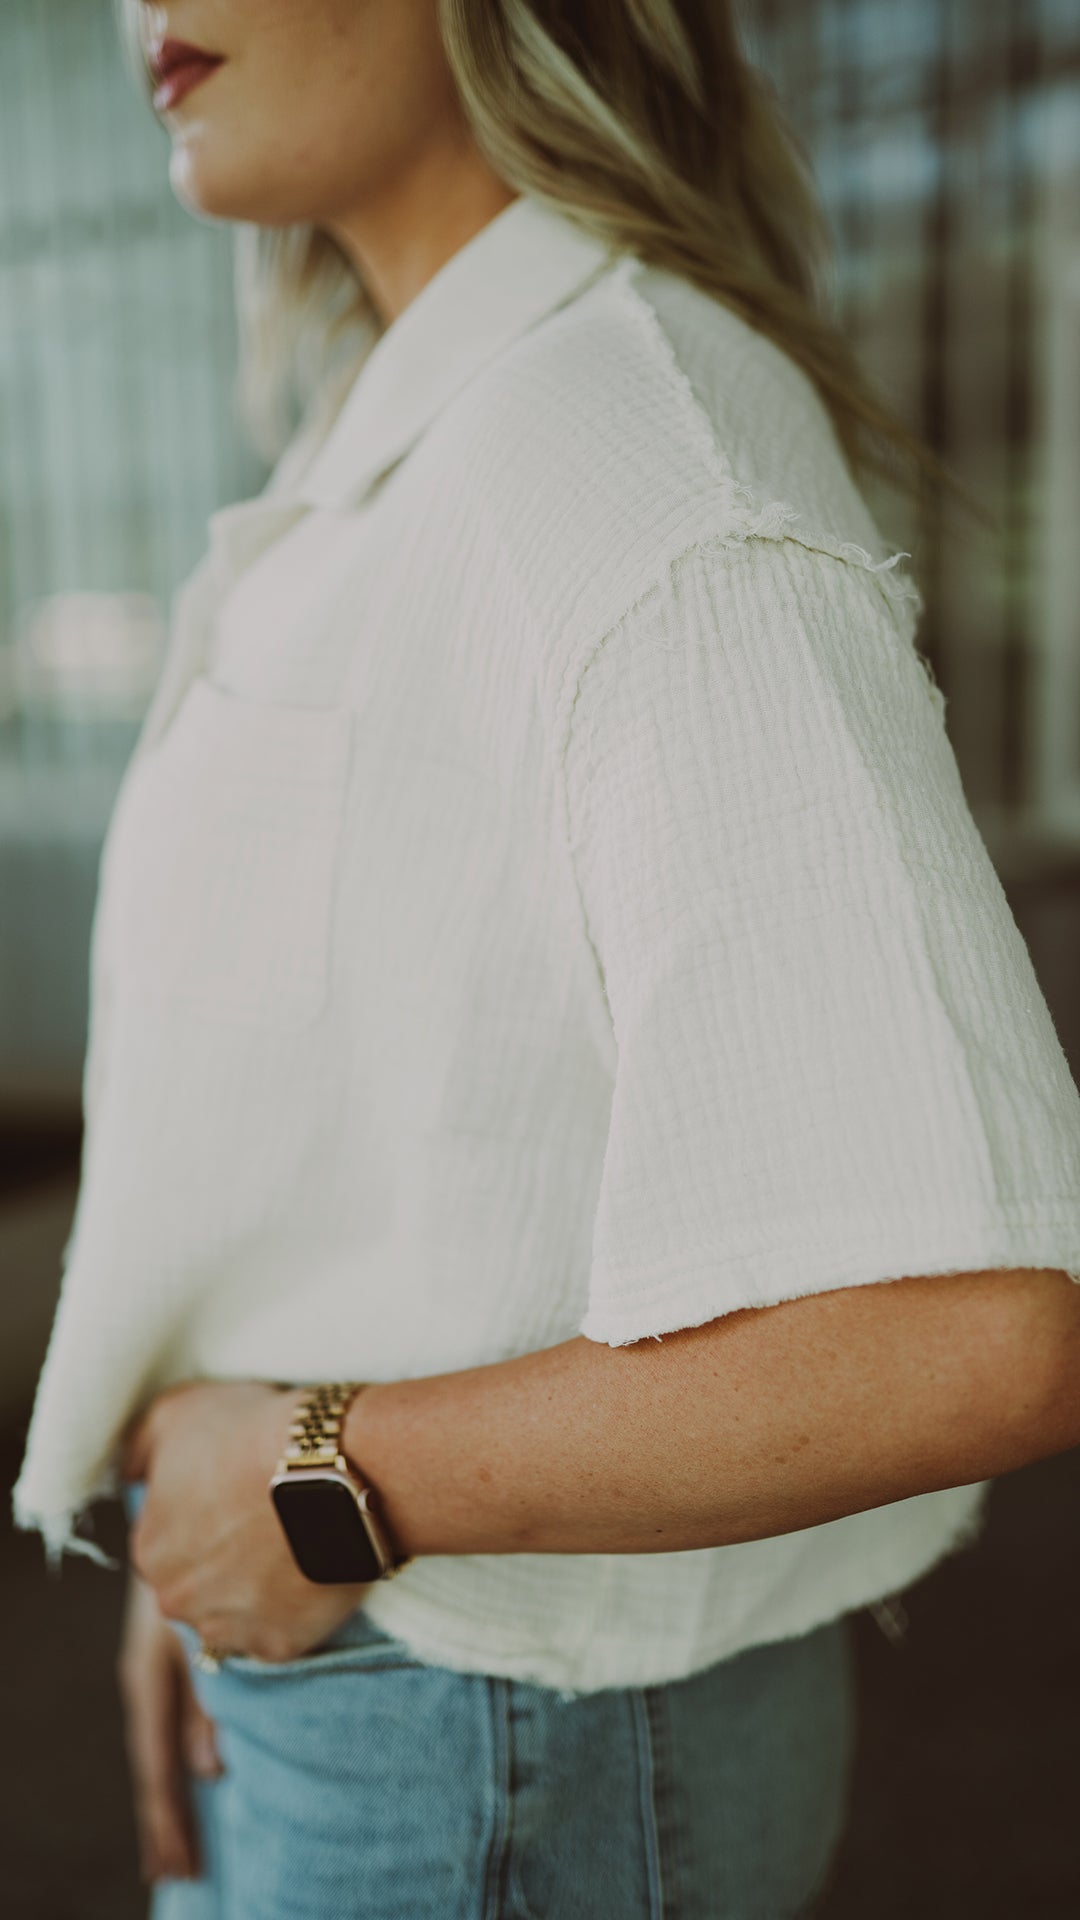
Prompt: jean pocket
<box><xmin>192</xmin><ymin>1613</ymin><xmax>424</xmax><ymax>1680</ymax></box>
<box><xmin>162</xmin><ymin>1603</ymin><xmax>421</xmax><ymax>1676</ymax></box>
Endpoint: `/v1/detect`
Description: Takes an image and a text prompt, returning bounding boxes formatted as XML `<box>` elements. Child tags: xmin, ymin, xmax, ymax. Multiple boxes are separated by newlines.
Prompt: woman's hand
<box><xmin>119</xmin><ymin>1380</ymin><xmax>374</xmax><ymax>1662</ymax></box>
<box><xmin>117</xmin><ymin>1563</ymin><xmax>223</xmax><ymax>1884</ymax></box>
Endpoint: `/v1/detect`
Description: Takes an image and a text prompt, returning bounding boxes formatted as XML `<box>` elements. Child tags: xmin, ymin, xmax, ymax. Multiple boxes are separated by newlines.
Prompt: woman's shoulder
<box><xmin>622</xmin><ymin>260</ymin><xmax>892</xmax><ymax>560</ymax></box>
<box><xmin>455</xmin><ymin>254</ymin><xmax>905</xmax><ymax>661</ymax></box>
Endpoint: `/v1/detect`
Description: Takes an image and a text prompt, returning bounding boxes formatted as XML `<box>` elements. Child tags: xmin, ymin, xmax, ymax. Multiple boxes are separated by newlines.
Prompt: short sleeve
<box><xmin>562</xmin><ymin>533</ymin><xmax>1080</xmax><ymax>1346</ymax></box>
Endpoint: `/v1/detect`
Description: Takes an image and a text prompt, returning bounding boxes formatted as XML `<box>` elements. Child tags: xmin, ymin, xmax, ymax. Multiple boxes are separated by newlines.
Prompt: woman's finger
<box><xmin>178</xmin><ymin>1656</ymin><xmax>225</xmax><ymax>1779</ymax></box>
<box><xmin>117</xmin><ymin>1575</ymin><xmax>203</xmax><ymax>1882</ymax></box>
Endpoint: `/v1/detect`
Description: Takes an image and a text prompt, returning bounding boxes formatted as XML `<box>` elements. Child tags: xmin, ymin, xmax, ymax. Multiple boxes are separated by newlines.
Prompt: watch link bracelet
<box><xmin>269</xmin><ymin>1381</ymin><xmax>413</xmax><ymax>1585</ymax></box>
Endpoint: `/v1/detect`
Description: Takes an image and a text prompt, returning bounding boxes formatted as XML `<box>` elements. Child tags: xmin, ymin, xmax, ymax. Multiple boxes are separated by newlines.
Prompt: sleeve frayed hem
<box><xmin>579</xmin><ymin>1230</ymin><xmax>1080</xmax><ymax>1348</ymax></box>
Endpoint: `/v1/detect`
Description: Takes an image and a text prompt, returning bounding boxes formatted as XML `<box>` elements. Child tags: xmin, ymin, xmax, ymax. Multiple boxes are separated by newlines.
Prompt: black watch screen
<box><xmin>271</xmin><ymin>1474</ymin><xmax>385</xmax><ymax>1584</ymax></box>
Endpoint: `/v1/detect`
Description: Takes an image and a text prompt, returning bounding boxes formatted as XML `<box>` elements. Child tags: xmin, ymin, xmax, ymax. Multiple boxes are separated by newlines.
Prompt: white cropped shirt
<box><xmin>13</xmin><ymin>191</ymin><xmax>1080</xmax><ymax>1693</ymax></box>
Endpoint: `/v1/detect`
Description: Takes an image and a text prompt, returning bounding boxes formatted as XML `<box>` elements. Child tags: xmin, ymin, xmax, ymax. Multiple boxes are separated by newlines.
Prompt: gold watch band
<box><xmin>276</xmin><ymin>1380</ymin><xmax>414</xmax><ymax>1578</ymax></box>
<box><xmin>278</xmin><ymin>1380</ymin><xmax>368</xmax><ymax>1471</ymax></box>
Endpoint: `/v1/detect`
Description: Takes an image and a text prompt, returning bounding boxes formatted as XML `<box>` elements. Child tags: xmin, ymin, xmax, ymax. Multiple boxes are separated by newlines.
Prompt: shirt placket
<box><xmin>132</xmin><ymin>496</ymin><xmax>311</xmax><ymax>764</ymax></box>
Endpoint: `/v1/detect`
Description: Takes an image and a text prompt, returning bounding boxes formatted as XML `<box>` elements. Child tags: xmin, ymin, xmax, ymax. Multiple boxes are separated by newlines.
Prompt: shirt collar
<box><xmin>290</xmin><ymin>190</ymin><xmax>619</xmax><ymax>512</ymax></box>
<box><xmin>139</xmin><ymin>195</ymin><xmax>618</xmax><ymax>760</ymax></box>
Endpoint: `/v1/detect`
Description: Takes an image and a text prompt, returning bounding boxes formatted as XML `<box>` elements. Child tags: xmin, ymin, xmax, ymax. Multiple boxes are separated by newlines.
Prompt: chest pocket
<box><xmin>103</xmin><ymin>675</ymin><xmax>353</xmax><ymax>1030</ymax></box>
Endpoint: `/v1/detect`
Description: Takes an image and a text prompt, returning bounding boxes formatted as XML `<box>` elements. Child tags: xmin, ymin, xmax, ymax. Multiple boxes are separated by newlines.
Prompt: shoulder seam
<box><xmin>611</xmin><ymin>259</ymin><xmax>799</xmax><ymax>531</ymax></box>
<box><xmin>611</xmin><ymin>261</ymin><xmax>924</xmax><ymax>620</ymax></box>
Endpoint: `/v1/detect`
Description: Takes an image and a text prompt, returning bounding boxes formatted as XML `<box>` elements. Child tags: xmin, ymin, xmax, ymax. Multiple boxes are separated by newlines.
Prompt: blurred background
<box><xmin>2</xmin><ymin>0</ymin><xmax>1079</xmax><ymax>1913</ymax></box>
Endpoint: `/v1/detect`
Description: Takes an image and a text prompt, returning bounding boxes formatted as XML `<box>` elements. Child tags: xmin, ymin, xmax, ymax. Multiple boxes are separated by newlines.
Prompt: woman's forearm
<box><xmin>342</xmin><ymin>1266</ymin><xmax>1080</xmax><ymax>1560</ymax></box>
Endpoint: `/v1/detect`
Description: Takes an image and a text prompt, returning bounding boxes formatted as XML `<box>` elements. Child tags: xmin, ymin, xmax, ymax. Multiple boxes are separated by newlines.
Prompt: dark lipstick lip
<box><xmin>152</xmin><ymin>58</ymin><xmax>222</xmax><ymax>113</ymax></box>
<box><xmin>147</xmin><ymin>36</ymin><xmax>224</xmax><ymax>86</ymax></box>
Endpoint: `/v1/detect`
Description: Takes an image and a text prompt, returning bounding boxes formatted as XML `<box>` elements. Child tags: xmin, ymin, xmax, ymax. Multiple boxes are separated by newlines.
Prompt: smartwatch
<box><xmin>268</xmin><ymin>1380</ymin><xmax>413</xmax><ymax>1585</ymax></box>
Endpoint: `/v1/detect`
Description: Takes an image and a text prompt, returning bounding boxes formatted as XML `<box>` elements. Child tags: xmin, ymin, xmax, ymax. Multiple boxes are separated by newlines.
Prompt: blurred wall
<box><xmin>751</xmin><ymin>0</ymin><xmax>1080</xmax><ymax>859</ymax></box>
<box><xmin>0</xmin><ymin>0</ymin><xmax>267</xmax><ymax>1116</ymax></box>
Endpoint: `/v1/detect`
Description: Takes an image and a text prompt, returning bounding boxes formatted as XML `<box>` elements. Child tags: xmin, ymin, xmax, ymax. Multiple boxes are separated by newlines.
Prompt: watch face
<box><xmin>270</xmin><ymin>1474</ymin><xmax>385</xmax><ymax>1584</ymax></box>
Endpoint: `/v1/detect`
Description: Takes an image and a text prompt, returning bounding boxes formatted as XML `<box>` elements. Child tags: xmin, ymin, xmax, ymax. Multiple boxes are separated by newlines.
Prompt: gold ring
<box><xmin>192</xmin><ymin>1642</ymin><xmax>231</xmax><ymax>1673</ymax></box>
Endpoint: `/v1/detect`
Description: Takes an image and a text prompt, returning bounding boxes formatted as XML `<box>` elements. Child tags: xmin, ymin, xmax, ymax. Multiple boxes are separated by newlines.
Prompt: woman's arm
<box><xmin>343</xmin><ymin>1265</ymin><xmax>1080</xmax><ymax>1560</ymax></box>
<box><xmin>118</xmin><ymin>1264</ymin><xmax>1079</xmax><ymax>1661</ymax></box>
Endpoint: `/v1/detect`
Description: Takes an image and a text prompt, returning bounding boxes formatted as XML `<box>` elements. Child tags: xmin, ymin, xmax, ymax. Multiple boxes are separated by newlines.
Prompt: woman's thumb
<box><xmin>179</xmin><ymin>1679</ymin><xmax>225</xmax><ymax>1780</ymax></box>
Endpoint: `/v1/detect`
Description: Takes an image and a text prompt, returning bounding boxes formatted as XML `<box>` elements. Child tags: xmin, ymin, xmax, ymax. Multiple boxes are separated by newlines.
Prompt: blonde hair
<box><xmin>116</xmin><ymin>0</ymin><xmax>968</xmax><ymax>514</ymax></box>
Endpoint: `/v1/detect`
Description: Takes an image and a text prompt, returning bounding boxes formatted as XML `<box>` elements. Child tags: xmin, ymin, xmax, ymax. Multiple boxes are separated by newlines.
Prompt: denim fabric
<box><xmin>123</xmin><ymin>1482</ymin><xmax>855</xmax><ymax>1919</ymax></box>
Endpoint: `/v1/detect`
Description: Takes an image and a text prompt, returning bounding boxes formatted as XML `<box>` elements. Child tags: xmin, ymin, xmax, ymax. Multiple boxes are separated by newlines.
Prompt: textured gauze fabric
<box><xmin>12</xmin><ymin>191</ymin><xmax>1080</xmax><ymax>1692</ymax></box>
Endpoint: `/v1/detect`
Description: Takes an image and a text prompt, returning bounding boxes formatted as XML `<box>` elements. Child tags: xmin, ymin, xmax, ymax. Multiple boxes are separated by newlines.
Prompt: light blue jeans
<box><xmin>123</xmin><ymin>1482</ymin><xmax>855</xmax><ymax>1919</ymax></box>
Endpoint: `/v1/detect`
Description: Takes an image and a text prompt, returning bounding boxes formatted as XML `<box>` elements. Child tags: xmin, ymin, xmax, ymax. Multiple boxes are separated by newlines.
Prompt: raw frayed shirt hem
<box><xmin>578</xmin><ymin>1201</ymin><xmax>1080</xmax><ymax>1347</ymax></box>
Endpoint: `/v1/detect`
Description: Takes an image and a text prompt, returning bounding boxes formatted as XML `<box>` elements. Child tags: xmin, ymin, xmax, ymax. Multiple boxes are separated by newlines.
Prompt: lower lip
<box><xmin>152</xmin><ymin>58</ymin><xmax>224</xmax><ymax>113</ymax></box>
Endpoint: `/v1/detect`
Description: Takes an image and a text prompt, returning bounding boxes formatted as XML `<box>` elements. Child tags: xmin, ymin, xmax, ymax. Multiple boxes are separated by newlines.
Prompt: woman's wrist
<box><xmin>339</xmin><ymin>1380</ymin><xmax>420</xmax><ymax>1562</ymax></box>
<box><xmin>261</xmin><ymin>1380</ymin><xmax>414</xmax><ymax>1573</ymax></box>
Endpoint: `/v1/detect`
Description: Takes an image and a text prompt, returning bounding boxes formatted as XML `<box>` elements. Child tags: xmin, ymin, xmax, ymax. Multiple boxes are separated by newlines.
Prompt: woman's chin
<box><xmin>167</xmin><ymin>147</ymin><xmax>267</xmax><ymax>224</ymax></box>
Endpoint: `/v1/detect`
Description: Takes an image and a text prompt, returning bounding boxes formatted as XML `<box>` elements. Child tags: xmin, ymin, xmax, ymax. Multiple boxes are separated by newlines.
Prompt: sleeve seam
<box><xmin>551</xmin><ymin>525</ymin><xmax>930</xmax><ymax>999</ymax></box>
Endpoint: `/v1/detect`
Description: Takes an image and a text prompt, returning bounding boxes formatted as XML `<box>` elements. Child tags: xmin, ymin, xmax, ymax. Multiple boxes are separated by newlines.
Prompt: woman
<box><xmin>13</xmin><ymin>0</ymin><xmax>1080</xmax><ymax>1913</ymax></box>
